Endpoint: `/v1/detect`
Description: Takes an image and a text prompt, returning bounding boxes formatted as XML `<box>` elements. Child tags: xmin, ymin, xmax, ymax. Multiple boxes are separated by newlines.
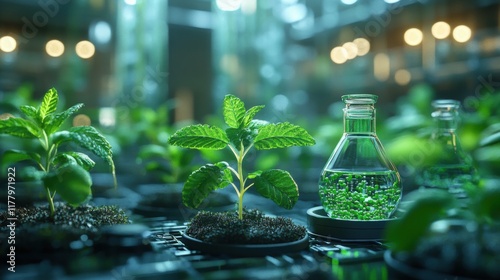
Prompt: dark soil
<box><xmin>0</xmin><ymin>202</ymin><xmax>130</xmax><ymax>230</ymax></box>
<box><xmin>0</xmin><ymin>202</ymin><xmax>130</xmax><ymax>262</ymax></box>
<box><xmin>185</xmin><ymin>209</ymin><xmax>307</xmax><ymax>244</ymax></box>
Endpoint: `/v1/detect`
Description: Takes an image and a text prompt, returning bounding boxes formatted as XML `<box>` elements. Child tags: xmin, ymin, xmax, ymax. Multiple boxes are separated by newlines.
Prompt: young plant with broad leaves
<box><xmin>0</xmin><ymin>88</ymin><xmax>115</xmax><ymax>217</ymax></box>
<box><xmin>168</xmin><ymin>94</ymin><xmax>315</xmax><ymax>219</ymax></box>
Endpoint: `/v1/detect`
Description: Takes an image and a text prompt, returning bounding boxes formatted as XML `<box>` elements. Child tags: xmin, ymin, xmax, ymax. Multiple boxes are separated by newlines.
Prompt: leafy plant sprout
<box><xmin>0</xmin><ymin>88</ymin><xmax>115</xmax><ymax>217</ymax></box>
<box><xmin>168</xmin><ymin>94</ymin><xmax>315</xmax><ymax>220</ymax></box>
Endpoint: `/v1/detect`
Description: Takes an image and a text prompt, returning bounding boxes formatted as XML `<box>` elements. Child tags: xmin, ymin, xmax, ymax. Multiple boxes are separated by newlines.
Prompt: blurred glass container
<box><xmin>319</xmin><ymin>94</ymin><xmax>402</xmax><ymax>220</ymax></box>
<box><xmin>416</xmin><ymin>100</ymin><xmax>479</xmax><ymax>199</ymax></box>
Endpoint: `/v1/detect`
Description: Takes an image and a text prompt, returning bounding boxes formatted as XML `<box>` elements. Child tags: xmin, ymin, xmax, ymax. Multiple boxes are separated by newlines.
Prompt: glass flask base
<box><xmin>306</xmin><ymin>206</ymin><xmax>392</xmax><ymax>242</ymax></box>
<box><xmin>417</xmin><ymin>163</ymin><xmax>478</xmax><ymax>199</ymax></box>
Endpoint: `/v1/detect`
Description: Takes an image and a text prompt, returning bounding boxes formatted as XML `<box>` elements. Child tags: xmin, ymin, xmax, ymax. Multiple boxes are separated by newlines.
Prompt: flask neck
<box><xmin>343</xmin><ymin>106</ymin><xmax>376</xmax><ymax>134</ymax></box>
<box><xmin>431</xmin><ymin>99</ymin><xmax>460</xmax><ymax>145</ymax></box>
<box><xmin>341</xmin><ymin>94</ymin><xmax>378</xmax><ymax>134</ymax></box>
<box><xmin>434</xmin><ymin>117</ymin><xmax>458</xmax><ymax>132</ymax></box>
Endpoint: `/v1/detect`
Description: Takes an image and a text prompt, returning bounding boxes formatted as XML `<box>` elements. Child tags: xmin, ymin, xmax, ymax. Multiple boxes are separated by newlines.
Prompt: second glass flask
<box><xmin>319</xmin><ymin>94</ymin><xmax>402</xmax><ymax>220</ymax></box>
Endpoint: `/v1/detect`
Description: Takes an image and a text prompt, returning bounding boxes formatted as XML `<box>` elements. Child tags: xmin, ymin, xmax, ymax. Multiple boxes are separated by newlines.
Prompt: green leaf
<box><xmin>43</xmin><ymin>163</ymin><xmax>92</xmax><ymax>207</ymax></box>
<box><xmin>0</xmin><ymin>117</ymin><xmax>40</xmax><ymax>138</ymax></box>
<box><xmin>1</xmin><ymin>149</ymin><xmax>41</xmax><ymax>169</ymax></box>
<box><xmin>254</xmin><ymin>169</ymin><xmax>299</xmax><ymax>209</ymax></box>
<box><xmin>168</xmin><ymin>124</ymin><xmax>229</xmax><ymax>150</ymax></box>
<box><xmin>53</xmin><ymin>126</ymin><xmax>113</xmax><ymax>166</ymax></box>
<box><xmin>38</xmin><ymin>88</ymin><xmax>58</xmax><ymax>122</ymax></box>
<box><xmin>242</xmin><ymin>105</ymin><xmax>265</xmax><ymax>128</ymax></box>
<box><xmin>19</xmin><ymin>105</ymin><xmax>39</xmax><ymax>123</ymax></box>
<box><xmin>384</xmin><ymin>189</ymin><xmax>455</xmax><ymax>252</ymax></box>
<box><xmin>226</xmin><ymin>119</ymin><xmax>269</xmax><ymax>148</ymax></box>
<box><xmin>480</xmin><ymin>131</ymin><xmax>500</xmax><ymax>146</ymax></box>
<box><xmin>53</xmin><ymin>152</ymin><xmax>95</xmax><ymax>171</ymax></box>
<box><xmin>137</xmin><ymin>144</ymin><xmax>167</xmax><ymax>160</ymax></box>
<box><xmin>223</xmin><ymin>95</ymin><xmax>246</xmax><ymax>128</ymax></box>
<box><xmin>44</xmin><ymin>103</ymin><xmax>84</xmax><ymax>135</ymax></box>
<box><xmin>254</xmin><ymin>122</ymin><xmax>315</xmax><ymax>150</ymax></box>
<box><xmin>474</xmin><ymin>185</ymin><xmax>500</xmax><ymax>223</ymax></box>
<box><xmin>182</xmin><ymin>162</ymin><xmax>232</xmax><ymax>208</ymax></box>
<box><xmin>226</xmin><ymin>127</ymin><xmax>250</xmax><ymax>148</ymax></box>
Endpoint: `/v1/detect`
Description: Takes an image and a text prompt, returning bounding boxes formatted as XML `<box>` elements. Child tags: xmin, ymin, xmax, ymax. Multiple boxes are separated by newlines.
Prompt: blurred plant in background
<box><xmin>135</xmin><ymin>102</ymin><xmax>198</xmax><ymax>184</ymax></box>
<box><xmin>100</xmin><ymin>101</ymin><xmax>200</xmax><ymax>184</ymax></box>
<box><xmin>383</xmin><ymin>83</ymin><xmax>500</xmax><ymax>194</ymax></box>
<box><xmin>0</xmin><ymin>84</ymin><xmax>41</xmax><ymax>164</ymax></box>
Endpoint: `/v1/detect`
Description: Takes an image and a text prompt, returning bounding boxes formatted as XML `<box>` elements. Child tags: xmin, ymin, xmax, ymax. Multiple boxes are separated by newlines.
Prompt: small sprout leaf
<box><xmin>38</xmin><ymin>87</ymin><xmax>58</xmax><ymax>121</ymax></box>
<box><xmin>1</xmin><ymin>149</ymin><xmax>41</xmax><ymax>168</ymax></box>
<box><xmin>55</xmin><ymin>126</ymin><xmax>114</xmax><ymax>167</ymax></box>
<box><xmin>254</xmin><ymin>122</ymin><xmax>316</xmax><ymax>150</ymax></box>
<box><xmin>182</xmin><ymin>163</ymin><xmax>232</xmax><ymax>208</ymax></box>
<box><xmin>43</xmin><ymin>163</ymin><xmax>92</xmax><ymax>207</ymax></box>
<box><xmin>254</xmin><ymin>169</ymin><xmax>299</xmax><ymax>209</ymax></box>
<box><xmin>53</xmin><ymin>152</ymin><xmax>96</xmax><ymax>171</ymax></box>
<box><xmin>44</xmin><ymin>103</ymin><xmax>84</xmax><ymax>134</ymax></box>
<box><xmin>0</xmin><ymin>117</ymin><xmax>40</xmax><ymax>138</ymax></box>
<box><xmin>168</xmin><ymin>124</ymin><xmax>229</xmax><ymax>150</ymax></box>
<box><xmin>223</xmin><ymin>94</ymin><xmax>246</xmax><ymax>128</ymax></box>
<box><xmin>20</xmin><ymin>105</ymin><xmax>39</xmax><ymax>123</ymax></box>
<box><xmin>242</xmin><ymin>105</ymin><xmax>265</xmax><ymax>128</ymax></box>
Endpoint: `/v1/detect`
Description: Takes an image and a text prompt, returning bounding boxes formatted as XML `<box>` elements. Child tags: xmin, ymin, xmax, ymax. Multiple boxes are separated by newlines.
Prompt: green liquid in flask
<box><xmin>319</xmin><ymin>169</ymin><xmax>401</xmax><ymax>220</ymax></box>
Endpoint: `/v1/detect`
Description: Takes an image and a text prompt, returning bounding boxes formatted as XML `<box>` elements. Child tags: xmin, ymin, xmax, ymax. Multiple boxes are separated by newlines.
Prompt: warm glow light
<box><xmin>453</xmin><ymin>25</ymin><xmax>472</xmax><ymax>43</ymax></box>
<box><xmin>216</xmin><ymin>0</ymin><xmax>241</xmax><ymax>11</ymax></box>
<box><xmin>45</xmin><ymin>40</ymin><xmax>65</xmax><ymax>57</ymax></box>
<box><xmin>73</xmin><ymin>114</ymin><xmax>91</xmax><ymax>127</ymax></box>
<box><xmin>481</xmin><ymin>37</ymin><xmax>498</xmax><ymax>52</ymax></box>
<box><xmin>374</xmin><ymin>53</ymin><xmax>390</xmax><ymax>81</ymax></box>
<box><xmin>0</xmin><ymin>36</ymin><xmax>17</xmax><ymax>52</ymax></box>
<box><xmin>395</xmin><ymin>69</ymin><xmax>411</xmax><ymax>85</ymax></box>
<box><xmin>75</xmin><ymin>40</ymin><xmax>95</xmax><ymax>59</ymax></box>
<box><xmin>404</xmin><ymin>28</ymin><xmax>423</xmax><ymax>46</ymax></box>
<box><xmin>342</xmin><ymin>42</ymin><xmax>358</xmax><ymax>59</ymax></box>
<box><xmin>353</xmin><ymin>38</ymin><xmax>370</xmax><ymax>56</ymax></box>
<box><xmin>431</xmin><ymin>21</ymin><xmax>451</xmax><ymax>39</ymax></box>
<box><xmin>330</xmin><ymin>47</ymin><xmax>348</xmax><ymax>64</ymax></box>
<box><xmin>404</xmin><ymin>28</ymin><xmax>424</xmax><ymax>46</ymax></box>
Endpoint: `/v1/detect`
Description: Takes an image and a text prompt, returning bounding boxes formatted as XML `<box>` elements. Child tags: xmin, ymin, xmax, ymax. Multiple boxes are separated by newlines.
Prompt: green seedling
<box><xmin>168</xmin><ymin>94</ymin><xmax>315</xmax><ymax>219</ymax></box>
<box><xmin>0</xmin><ymin>88</ymin><xmax>115</xmax><ymax>217</ymax></box>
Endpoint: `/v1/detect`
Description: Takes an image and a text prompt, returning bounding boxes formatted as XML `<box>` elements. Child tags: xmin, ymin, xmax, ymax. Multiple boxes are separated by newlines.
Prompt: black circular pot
<box><xmin>307</xmin><ymin>206</ymin><xmax>393</xmax><ymax>241</ymax></box>
<box><xmin>181</xmin><ymin>232</ymin><xmax>310</xmax><ymax>257</ymax></box>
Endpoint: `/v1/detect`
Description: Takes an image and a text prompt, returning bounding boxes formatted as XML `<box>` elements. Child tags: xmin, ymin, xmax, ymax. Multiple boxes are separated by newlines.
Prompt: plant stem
<box><xmin>43</xmin><ymin>135</ymin><xmax>56</xmax><ymax>217</ymax></box>
<box><xmin>45</xmin><ymin>187</ymin><xmax>55</xmax><ymax>217</ymax></box>
<box><xmin>237</xmin><ymin>143</ymin><xmax>245</xmax><ymax>220</ymax></box>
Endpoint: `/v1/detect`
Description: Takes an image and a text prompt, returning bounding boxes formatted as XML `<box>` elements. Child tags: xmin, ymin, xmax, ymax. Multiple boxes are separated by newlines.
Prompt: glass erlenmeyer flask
<box><xmin>416</xmin><ymin>100</ymin><xmax>479</xmax><ymax>199</ymax></box>
<box><xmin>319</xmin><ymin>94</ymin><xmax>402</xmax><ymax>220</ymax></box>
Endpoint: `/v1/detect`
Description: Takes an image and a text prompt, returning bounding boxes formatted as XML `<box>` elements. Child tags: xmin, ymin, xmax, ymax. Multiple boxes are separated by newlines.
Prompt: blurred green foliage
<box><xmin>382</xmin><ymin>83</ymin><xmax>500</xmax><ymax>183</ymax></box>
<box><xmin>131</xmin><ymin>102</ymin><xmax>198</xmax><ymax>184</ymax></box>
<box><xmin>385</xmin><ymin>181</ymin><xmax>500</xmax><ymax>252</ymax></box>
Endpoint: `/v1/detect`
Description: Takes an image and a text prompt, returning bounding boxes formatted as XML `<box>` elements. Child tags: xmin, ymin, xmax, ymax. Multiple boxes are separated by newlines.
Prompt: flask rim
<box><xmin>342</xmin><ymin>94</ymin><xmax>378</xmax><ymax>104</ymax></box>
<box><xmin>431</xmin><ymin>99</ymin><xmax>460</xmax><ymax>110</ymax></box>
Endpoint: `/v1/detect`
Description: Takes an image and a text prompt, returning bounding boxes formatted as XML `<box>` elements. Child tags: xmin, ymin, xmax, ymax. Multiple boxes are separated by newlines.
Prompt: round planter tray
<box><xmin>383</xmin><ymin>250</ymin><xmax>479</xmax><ymax>280</ymax></box>
<box><xmin>181</xmin><ymin>232</ymin><xmax>310</xmax><ymax>257</ymax></box>
<box><xmin>307</xmin><ymin>206</ymin><xmax>395</xmax><ymax>242</ymax></box>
